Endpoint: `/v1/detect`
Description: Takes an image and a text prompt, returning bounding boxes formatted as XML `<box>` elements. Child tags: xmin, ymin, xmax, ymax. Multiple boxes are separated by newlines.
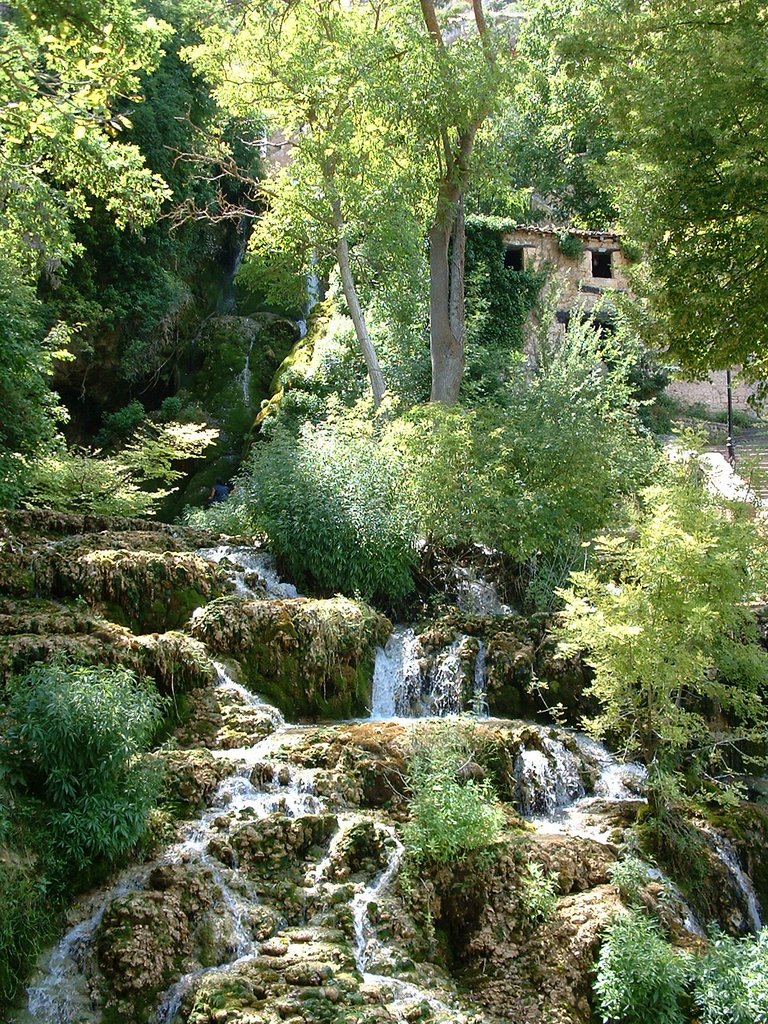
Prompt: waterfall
<box><xmin>238</xmin><ymin>337</ymin><xmax>255</xmax><ymax>406</ymax></box>
<box><xmin>197</xmin><ymin>546</ymin><xmax>298</xmax><ymax>600</ymax></box>
<box><xmin>703</xmin><ymin>828</ymin><xmax>763</xmax><ymax>933</ymax></box>
<box><xmin>351</xmin><ymin>825</ymin><xmax>405</xmax><ymax>974</ymax></box>
<box><xmin>427</xmin><ymin>636</ymin><xmax>468</xmax><ymax>716</ymax></box>
<box><xmin>454</xmin><ymin>566</ymin><xmax>512</xmax><ymax>616</ymax></box>
<box><xmin>514</xmin><ymin>734</ymin><xmax>585</xmax><ymax>817</ymax></box>
<box><xmin>371</xmin><ymin>631</ymin><xmax>483</xmax><ymax>719</ymax></box>
<box><xmin>371</xmin><ymin>628</ymin><xmax>422</xmax><ymax>719</ymax></box>
<box><xmin>473</xmin><ymin>640</ymin><xmax>489</xmax><ymax>717</ymax></box>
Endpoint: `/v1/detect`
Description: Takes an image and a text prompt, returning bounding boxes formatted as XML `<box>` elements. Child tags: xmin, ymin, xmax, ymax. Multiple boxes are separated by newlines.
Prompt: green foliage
<box><xmin>159</xmin><ymin>395</ymin><xmax>182</xmax><ymax>421</ymax></box>
<box><xmin>557</xmin><ymin>233</ymin><xmax>585</xmax><ymax>259</ymax></box>
<box><xmin>608</xmin><ymin>856</ymin><xmax>651</xmax><ymax>907</ymax></box>
<box><xmin>1</xmin><ymin>661</ymin><xmax>164</xmax><ymax>870</ymax></box>
<box><xmin>478</xmin><ymin>0</ymin><xmax>617</xmax><ymax>226</ymax></box>
<box><xmin>463</xmin><ymin>216</ymin><xmax>546</xmax><ymax>402</ymax></box>
<box><xmin>594</xmin><ymin>911</ymin><xmax>688</xmax><ymax>1024</ymax></box>
<box><xmin>403</xmin><ymin>720</ymin><xmax>505</xmax><ymax>866</ymax></box>
<box><xmin>556</xmin><ymin>0</ymin><xmax>768</xmax><ymax>378</ymax></box>
<box><xmin>519</xmin><ymin>861</ymin><xmax>559</xmax><ymax>923</ymax></box>
<box><xmin>559</xmin><ymin>464</ymin><xmax>768</xmax><ymax>766</ymax></box>
<box><xmin>23</xmin><ymin>421</ymin><xmax>218</xmax><ymax>516</ymax></box>
<box><xmin>0</xmin><ymin>262</ymin><xmax>71</xmax><ymax>507</ymax></box>
<box><xmin>190</xmin><ymin>411</ymin><xmax>416</xmax><ymax>606</ymax></box>
<box><xmin>97</xmin><ymin>400</ymin><xmax>147</xmax><ymax>447</ymax></box>
<box><xmin>390</xmin><ymin>318</ymin><xmax>657</xmax><ymax>560</ymax></box>
<box><xmin>0</xmin><ymin>860</ymin><xmax>54</xmax><ymax>1007</ymax></box>
<box><xmin>693</xmin><ymin>929</ymin><xmax>768</xmax><ymax>1024</ymax></box>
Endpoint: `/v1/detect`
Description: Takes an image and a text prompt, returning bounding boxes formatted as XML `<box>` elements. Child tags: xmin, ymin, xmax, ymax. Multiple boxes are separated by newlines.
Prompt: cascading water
<box><xmin>197</xmin><ymin>545</ymin><xmax>298</xmax><ymax>600</ymax></box>
<box><xmin>427</xmin><ymin>636</ymin><xmax>469</xmax><ymax>716</ymax></box>
<box><xmin>703</xmin><ymin>828</ymin><xmax>763</xmax><ymax>934</ymax></box>
<box><xmin>371</xmin><ymin>630</ymin><xmax>487</xmax><ymax>719</ymax></box>
<box><xmin>371</xmin><ymin>627</ymin><xmax>422</xmax><ymax>719</ymax></box>
<box><xmin>473</xmin><ymin>640</ymin><xmax>489</xmax><ymax>716</ymax></box>
<box><xmin>514</xmin><ymin>732</ymin><xmax>586</xmax><ymax>817</ymax></box>
<box><xmin>238</xmin><ymin>338</ymin><xmax>255</xmax><ymax>405</ymax></box>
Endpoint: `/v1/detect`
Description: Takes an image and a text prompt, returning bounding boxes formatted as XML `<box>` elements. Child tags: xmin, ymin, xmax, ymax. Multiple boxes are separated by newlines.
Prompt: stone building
<box><xmin>504</xmin><ymin>224</ymin><xmax>757</xmax><ymax>414</ymax></box>
<box><xmin>501</xmin><ymin>224</ymin><xmax>630</xmax><ymax>324</ymax></box>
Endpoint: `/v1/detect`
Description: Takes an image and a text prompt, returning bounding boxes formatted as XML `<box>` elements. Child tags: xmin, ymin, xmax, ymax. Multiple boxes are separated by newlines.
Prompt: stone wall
<box><xmin>666</xmin><ymin>371</ymin><xmax>756</xmax><ymax>415</ymax></box>
<box><xmin>501</xmin><ymin>226</ymin><xmax>631</xmax><ymax>317</ymax></box>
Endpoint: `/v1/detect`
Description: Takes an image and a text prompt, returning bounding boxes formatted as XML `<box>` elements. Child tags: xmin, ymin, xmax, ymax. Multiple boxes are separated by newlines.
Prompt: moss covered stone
<box><xmin>191</xmin><ymin>595</ymin><xmax>390</xmax><ymax>720</ymax></box>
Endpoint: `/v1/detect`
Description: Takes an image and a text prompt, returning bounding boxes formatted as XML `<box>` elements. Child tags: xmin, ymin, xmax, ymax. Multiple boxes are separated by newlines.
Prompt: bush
<box><xmin>559</xmin><ymin>464</ymin><xmax>768</xmax><ymax>767</ymax></box>
<box><xmin>403</xmin><ymin>720</ymin><xmax>505</xmax><ymax>865</ymax></box>
<box><xmin>594</xmin><ymin>911</ymin><xmax>688</xmax><ymax>1024</ymax></box>
<box><xmin>96</xmin><ymin>399</ymin><xmax>146</xmax><ymax>447</ymax></box>
<box><xmin>1</xmin><ymin>662</ymin><xmax>164</xmax><ymax>871</ymax></box>
<box><xmin>693</xmin><ymin>928</ymin><xmax>768</xmax><ymax>1023</ymax></box>
<box><xmin>609</xmin><ymin>856</ymin><xmax>652</xmax><ymax>906</ymax></box>
<box><xmin>191</xmin><ymin>411</ymin><xmax>417</xmax><ymax>607</ymax></box>
<box><xmin>388</xmin><ymin>321</ymin><xmax>657</xmax><ymax>561</ymax></box>
<box><xmin>23</xmin><ymin>421</ymin><xmax>218</xmax><ymax>517</ymax></box>
<box><xmin>520</xmin><ymin>861</ymin><xmax>559</xmax><ymax>922</ymax></box>
<box><xmin>0</xmin><ymin>862</ymin><xmax>54</xmax><ymax>1005</ymax></box>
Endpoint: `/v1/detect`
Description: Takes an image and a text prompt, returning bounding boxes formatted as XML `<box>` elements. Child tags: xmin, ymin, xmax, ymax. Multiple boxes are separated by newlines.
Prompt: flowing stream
<box><xmin>17</xmin><ymin>543</ymin><xmax>764</xmax><ymax>1022</ymax></box>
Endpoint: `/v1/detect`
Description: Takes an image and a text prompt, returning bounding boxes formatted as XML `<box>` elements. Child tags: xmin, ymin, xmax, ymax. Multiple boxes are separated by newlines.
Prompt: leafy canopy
<box><xmin>559</xmin><ymin>463</ymin><xmax>768</xmax><ymax>766</ymax></box>
<box><xmin>553</xmin><ymin>0</ymin><xmax>768</xmax><ymax>377</ymax></box>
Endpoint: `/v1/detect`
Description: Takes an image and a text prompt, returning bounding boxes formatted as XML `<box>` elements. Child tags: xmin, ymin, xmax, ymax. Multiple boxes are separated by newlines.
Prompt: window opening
<box><xmin>591</xmin><ymin>250</ymin><xmax>613</xmax><ymax>278</ymax></box>
<box><xmin>504</xmin><ymin>246</ymin><xmax>524</xmax><ymax>271</ymax></box>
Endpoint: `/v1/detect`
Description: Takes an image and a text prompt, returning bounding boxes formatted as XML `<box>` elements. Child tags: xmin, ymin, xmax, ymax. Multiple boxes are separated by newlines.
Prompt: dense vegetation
<box><xmin>2</xmin><ymin>0</ymin><xmax>768</xmax><ymax>1020</ymax></box>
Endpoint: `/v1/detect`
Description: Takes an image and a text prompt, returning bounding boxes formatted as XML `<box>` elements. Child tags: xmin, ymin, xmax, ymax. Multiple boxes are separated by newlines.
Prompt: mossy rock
<box><xmin>255</xmin><ymin>301</ymin><xmax>335</xmax><ymax>431</ymax></box>
<box><xmin>21</xmin><ymin>549</ymin><xmax>229</xmax><ymax>632</ymax></box>
<box><xmin>0</xmin><ymin>509</ymin><xmax>221</xmax><ymax>546</ymax></box>
<box><xmin>0</xmin><ymin>624</ymin><xmax>215</xmax><ymax>697</ymax></box>
<box><xmin>190</xmin><ymin>595</ymin><xmax>391</xmax><ymax>720</ymax></box>
<box><xmin>183</xmin><ymin>314</ymin><xmax>297</xmax><ymax>439</ymax></box>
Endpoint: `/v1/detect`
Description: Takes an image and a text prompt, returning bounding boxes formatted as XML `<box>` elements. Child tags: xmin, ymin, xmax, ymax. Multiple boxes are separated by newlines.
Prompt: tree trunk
<box><xmin>332</xmin><ymin>200</ymin><xmax>386</xmax><ymax>409</ymax></box>
<box><xmin>429</xmin><ymin>204</ymin><xmax>465</xmax><ymax>405</ymax></box>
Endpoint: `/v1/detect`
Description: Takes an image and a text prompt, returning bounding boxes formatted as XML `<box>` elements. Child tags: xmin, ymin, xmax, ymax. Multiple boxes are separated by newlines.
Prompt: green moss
<box><xmin>191</xmin><ymin>596</ymin><xmax>390</xmax><ymax>720</ymax></box>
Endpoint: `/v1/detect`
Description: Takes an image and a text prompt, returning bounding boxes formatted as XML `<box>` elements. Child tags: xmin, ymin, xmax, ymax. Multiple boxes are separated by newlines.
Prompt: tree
<box><xmin>0</xmin><ymin>0</ymin><xmax>171</xmax><ymax>504</ymax></box>
<box><xmin>559</xmin><ymin>466</ymin><xmax>768</xmax><ymax>770</ymax></box>
<box><xmin>553</xmin><ymin>0</ymin><xmax>768</xmax><ymax>379</ymax></box>
<box><xmin>186</xmin><ymin>0</ymin><xmax>429</xmax><ymax>410</ymax></box>
<box><xmin>414</xmin><ymin>0</ymin><xmax>507</xmax><ymax>404</ymax></box>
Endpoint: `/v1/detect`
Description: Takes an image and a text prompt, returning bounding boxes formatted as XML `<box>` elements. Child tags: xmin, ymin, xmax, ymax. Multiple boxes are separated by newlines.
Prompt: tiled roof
<box><xmin>505</xmin><ymin>224</ymin><xmax>623</xmax><ymax>242</ymax></box>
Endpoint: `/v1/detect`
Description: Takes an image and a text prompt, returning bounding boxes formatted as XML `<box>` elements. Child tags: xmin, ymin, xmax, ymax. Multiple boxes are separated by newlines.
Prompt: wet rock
<box><xmin>190</xmin><ymin>596</ymin><xmax>391</xmax><ymax>719</ymax></box>
<box><xmin>159</xmin><ymin>749</ymin><xmax>233</xmax><ymax>812</ymax></box>
<box><xmin>95</xmin><ymin>864</ymin><xmax>219</xmax><ymax>1019</ymax></box>
<box><xmin>227</xmin><ymin>813</ymin><xmax>338</xmax><ymax>880</ymax></box>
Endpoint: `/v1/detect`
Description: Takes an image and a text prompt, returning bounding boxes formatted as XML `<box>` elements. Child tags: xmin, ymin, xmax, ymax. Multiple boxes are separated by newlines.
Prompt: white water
<box><xmin>213</xmin><ymin>661</ymin><xmax>285</xmax><ymax>730</ymax></box>
<box><xmin>197</xmin><ymin>545</ymin><xmax>298</xmax><ymax>600</ymax></box>
<box><xmin>473</xmin><ymin>640</ymin><xmax>489</xmax><ymax>717</ymax></box>
<box><xmin>371</xmin><ymin>630</ymin><xmax>489</xmax><ymax>719</ymax></box>
<box><xmin>238</xmin><ymin>338</ymin><xmax>254</xmax><ymax>405</ymax></box>
<box><xmin>703</xmin><ymin>828</ymin><xmax>763</xmax><ymax>933</ymax></box>
<box><xmin>453</xmin><ymin>565</ymin><xmax>512</xmax><ymax>616</ymax></box>
<box><xmin>371</xmin><ymin>627</ymin><xmax>423</xmax><ymax>719</ymax></box>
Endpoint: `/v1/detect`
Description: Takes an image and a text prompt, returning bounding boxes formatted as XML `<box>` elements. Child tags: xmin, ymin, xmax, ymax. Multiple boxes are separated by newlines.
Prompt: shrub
<box><xmin>96</xmin><ymin>399</ymin><xmax>146</xmax><ymax>447</ymax></box>
<box><xmin>1</xmin><ymin>661</ymin><xmax>164</xmax><ymax>870</ymax></box>
<box><xmin>594</xmin><ymin>911</ymin><xmax>689</xmax><ymax>1024</ymax></box>
<box><xmin>693</xmin><ymin>929</ymin><xmax>768</xmax><ymax>1023</ymax></box>
<box><xmin>609</xmin><ymin>856</ymin><xmax>651</xmax><ymax>906</ymax></box>
<box><xmin>520</xmin><ymin>861</ymin><xmax>559</xmax><ymax>923</ymax></box>
<box><xmin>388</xmin><ymin>320</ymin><xmax>657</xmax><ymax>561</ymax></box>
<box><xmin>557</xmin><ymin>232</ymin><xmax>585</xmax><ymax>260</ymax></box>
<box><xmin>196</xmin><ymin>412</ymin><xmax>417</xmax><ymax>607</ymax></box>
<box><xmin>23</xmin><ymin>421</ymin><xmax>218</xmax><ymax>517</ymax></box>
<box><xmin>0</xmin><ymin>861</ymin><xmax>54</xmax><ymax>1006</ymax></box>
<box><xmin>559</xmin><ymin>464</ymin><xmax>768</xmax><ymax>767</ymax></box>
<box><xmin>403</xmin><ymin>720</ymin><xmax>505</xmax><ymax>865</ymax></box>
